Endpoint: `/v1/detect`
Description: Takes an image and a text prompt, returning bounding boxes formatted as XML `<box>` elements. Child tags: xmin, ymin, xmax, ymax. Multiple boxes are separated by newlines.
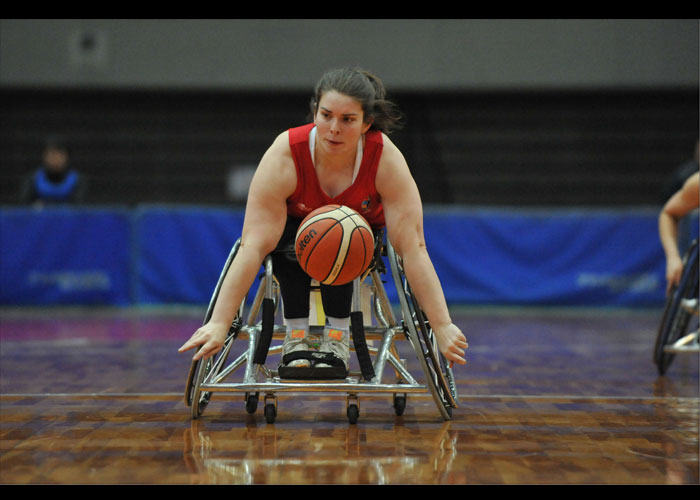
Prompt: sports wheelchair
<box><xmin>184</xmin><ymin>231</ymin><xmax>459</xmax><ymax>424</ymax></box>
<box><xmin>653</xmin><ymin>238</ymin><xmax>699</xmax><ymax>375</ymax></box>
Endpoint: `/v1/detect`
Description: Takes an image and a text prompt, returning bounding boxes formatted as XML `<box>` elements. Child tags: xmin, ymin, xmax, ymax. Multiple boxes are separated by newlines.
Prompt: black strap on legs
<box><xmin>351</xmin><ymin>311</ymin><xmax>375</xmax><ymax>380</ymax></box>
<box><xmin>253</xmin><ymin>297</ymin><xmax>275</xmax><ymax>365</ymax></box>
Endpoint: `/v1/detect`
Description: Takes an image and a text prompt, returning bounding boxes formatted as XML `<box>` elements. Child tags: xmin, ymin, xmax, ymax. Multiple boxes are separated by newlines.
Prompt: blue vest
<box><xmin>34</xmin><ymin>169</ymin><xmax>80</xmax><ymax>202</ymax></box>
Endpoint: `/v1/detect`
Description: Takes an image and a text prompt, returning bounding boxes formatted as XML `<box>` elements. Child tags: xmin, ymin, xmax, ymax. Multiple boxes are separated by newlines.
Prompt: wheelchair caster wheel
<box><xmin>245</xmin><ymin>392</ymin><xmax>259</xmax><ymax>414</ymax></box>
<box><xmin>346</xmin><ymin>394</ymin><xmax>360</xmax><ymax>424</ymax></box>
<box><xmin>263</xmin><ymin>394</ymin><xmax>277</xmax><ymax>424</ymax></box>
<box><xmin>347</xmin><ymin>404</ymin><xmax>359</xmax><ymax>424</ymax></box>
<box><xmin>264</xmin><ymin>403</ymin><xmax>277</xmax><ymax>424</ymax></box>
<box><xmin>393</xmin><ymin>394</ymin><xmax>406</xmax><ymax>416</ymax></box>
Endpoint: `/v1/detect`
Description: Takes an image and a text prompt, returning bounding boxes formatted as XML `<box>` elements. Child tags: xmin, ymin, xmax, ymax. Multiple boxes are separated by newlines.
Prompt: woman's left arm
<box><xmin>376</xmin><ymin>136</ymin><xmax>468</xmax><ymax>366</ymax></box>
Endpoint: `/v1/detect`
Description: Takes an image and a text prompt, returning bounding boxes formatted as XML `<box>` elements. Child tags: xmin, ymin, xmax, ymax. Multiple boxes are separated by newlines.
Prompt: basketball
<box><xmin>295</xmin><ymin>204</ymin><xmax>375</xmax><ymax>285</ymax></box>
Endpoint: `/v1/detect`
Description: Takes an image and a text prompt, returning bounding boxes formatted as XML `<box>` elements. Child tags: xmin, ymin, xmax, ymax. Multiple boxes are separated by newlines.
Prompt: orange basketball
<box><xmin>295</xmin><ymin>205</ymin><xmax>375</xmax><ymax>285</ymax></box>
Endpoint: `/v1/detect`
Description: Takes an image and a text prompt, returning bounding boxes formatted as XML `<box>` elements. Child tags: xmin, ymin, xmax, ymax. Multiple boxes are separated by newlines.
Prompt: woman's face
<box><xmin>314</xmin><ymin>90</ymin><xmax>372</xmax><ymax>158</ymax></box>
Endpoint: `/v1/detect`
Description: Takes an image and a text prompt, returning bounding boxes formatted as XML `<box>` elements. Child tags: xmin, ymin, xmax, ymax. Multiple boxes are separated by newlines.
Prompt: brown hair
<box><xmin>308</xmin><ymin>67</ymin><xmax>404</xmax><ymax>134</ymax></box>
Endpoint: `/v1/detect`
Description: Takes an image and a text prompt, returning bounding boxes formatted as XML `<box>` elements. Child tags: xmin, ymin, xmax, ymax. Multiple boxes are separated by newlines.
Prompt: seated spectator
<box><xmin>21</xmin><ymin>139</ymin><xmax>86</xmax><ymax>205</ymax></box>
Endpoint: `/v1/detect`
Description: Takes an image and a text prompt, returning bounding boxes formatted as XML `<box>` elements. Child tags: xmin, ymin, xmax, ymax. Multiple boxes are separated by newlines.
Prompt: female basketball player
<box><xmin>179</xmin><ymin>67</ymin><xmax>468</xmax><ymax>369</ymax></box>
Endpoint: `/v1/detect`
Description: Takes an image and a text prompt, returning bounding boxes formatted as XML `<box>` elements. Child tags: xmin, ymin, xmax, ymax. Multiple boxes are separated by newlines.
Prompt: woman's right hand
<box><xmin>666</xmin><ymin>254</ymin><xmax>684</xmax><ymax>295</ymax></box>
<box><xmin>178</xmin><ymin>321</ymin><xmax>229</xmax><ymax>361</ymax></box>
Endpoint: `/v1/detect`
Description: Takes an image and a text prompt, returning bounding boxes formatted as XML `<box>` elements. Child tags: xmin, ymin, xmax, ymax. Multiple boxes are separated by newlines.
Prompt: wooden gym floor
<box><xmin>0</xmin><ymin>306</ymin><xmax>697</xmax><ymax>485</ymax></box>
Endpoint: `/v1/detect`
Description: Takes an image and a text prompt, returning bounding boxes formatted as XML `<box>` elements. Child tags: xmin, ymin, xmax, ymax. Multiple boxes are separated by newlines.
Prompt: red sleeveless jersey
<box><xmin>286</xmin><ymin>123</ymin><xmax>385</xmax><ymax>228</ymax></box>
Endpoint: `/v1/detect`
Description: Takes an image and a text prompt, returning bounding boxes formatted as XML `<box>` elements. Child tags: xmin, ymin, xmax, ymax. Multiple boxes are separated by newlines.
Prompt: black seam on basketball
<box><xmin>297</xmin><ymin>216</ymin><xmax>342</xmax><ymax>269</ymax></box>
<box><xmin>332</xmin><ymin>214</ymin><xmax>370</xmax><ymax>284</ymax></box>
<box><xmin>348</xmin><ymin>224</ymin><xmax>368</xmax><ymax>281</ymax></box>
<box><xmin>330</xmin><ymin>226</ymin><xmax>357</xmax><ymax>285</ymax></box>
<box><xmin>350</xmin><ymin>216</ymin><xmax>372</xmax><ymax>276</ymax></box>
<box><xmin>297</xmin><ymin>211</ymin><xmax>355</xmax><ymax>243</ymax></box>
<box><xmin>298</xmin><ymin>219</ymin><xmax>344</xmax><ymax>283</ymax></box>
<box><xmin>320</xmin><ymin>221</ymin><xmax>345</xmax><ymax>284</ymax></box>
<box><xmin>349</xmin><ymin>216</ymin><xmax>371</xmax><ymax>272</ymax></box>
<box><xmin>297</xmin><ymin>215</ymin><xmax>341</xmax><ymax>238</ymax></box>
<box><xmin>333</xmin><ymin>218</ymin><xmax>371</xmax><ymax>284</ymax></box>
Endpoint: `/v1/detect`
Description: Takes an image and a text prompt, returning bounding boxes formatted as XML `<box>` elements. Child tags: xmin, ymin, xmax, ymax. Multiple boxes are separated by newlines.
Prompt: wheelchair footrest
<box><xmin>278</xmin><ymin>351</ymin><xmax>348</xmax><ymax>380</ymax></box>
<box><xmin>277</xmin><ymin>366</ymin><xmax>348</xmax><ymax>379</ymax></box>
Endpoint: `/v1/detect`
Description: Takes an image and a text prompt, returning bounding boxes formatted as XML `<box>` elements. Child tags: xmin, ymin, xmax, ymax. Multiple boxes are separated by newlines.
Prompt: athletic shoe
<box><xmin>318</xmin><ymin>328</ymin><xmax>349</xmax><ymax>369</ymax></box>
<box><xmin>282</xmin><ymin>329</ymin><xmax>311</xmax><ymax>368</ymax></box>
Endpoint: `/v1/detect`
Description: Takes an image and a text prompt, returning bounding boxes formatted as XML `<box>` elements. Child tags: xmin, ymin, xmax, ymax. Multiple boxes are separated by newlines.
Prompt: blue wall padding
<box><xmin>420</xmin><ymin>209</ymin><xmax>683</xmax><ymax>307</ymax></box>
<box><xmin>2</xmin><ymin>205</ymin><xmax>694</xmax><ymax>307</ymax></box>
<box><xmin>134</xmin><ymin>206</ymin><xmax>244</xmax><ymax>304</ymax></box>
<box><xmin>1</xmin><ymin>207</ymin><xmax>132</xmax><ymax>305</ymax></box>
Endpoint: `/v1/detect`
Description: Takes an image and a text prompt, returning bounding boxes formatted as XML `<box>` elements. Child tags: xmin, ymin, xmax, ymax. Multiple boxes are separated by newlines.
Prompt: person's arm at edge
<box><xmin>659</xmin><ymin>172</ymin><xmax>699</xmax><ymax>293</ymax></box>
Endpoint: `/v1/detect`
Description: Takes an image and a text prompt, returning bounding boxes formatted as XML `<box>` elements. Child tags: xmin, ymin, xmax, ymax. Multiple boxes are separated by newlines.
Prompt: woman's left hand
<box><xmin>433</xmin><ymin>323</ymin><xmax>468</xmax><ymax>367</ymax></box>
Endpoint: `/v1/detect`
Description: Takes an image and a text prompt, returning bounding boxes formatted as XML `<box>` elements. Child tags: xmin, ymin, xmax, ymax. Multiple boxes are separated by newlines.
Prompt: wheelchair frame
<box><xmin>653</xmin><ymin>238</ymin><xmax>699</xmax><ymax>375</ymax></box>
<box><xmin>185</xmin><ymin>232</ymin><xmax>459</xmax><ymax>424</ymax></box>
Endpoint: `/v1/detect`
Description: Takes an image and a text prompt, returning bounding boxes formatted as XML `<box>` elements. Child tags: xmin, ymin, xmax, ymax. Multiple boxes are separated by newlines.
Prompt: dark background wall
<box><xmin>1</xmin><ymin>19</ymin><xmax>698</xmax><ymax>207</ymax></box>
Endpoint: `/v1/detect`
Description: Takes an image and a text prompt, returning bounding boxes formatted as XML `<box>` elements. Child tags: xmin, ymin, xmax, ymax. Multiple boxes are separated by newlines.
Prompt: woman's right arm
<box><xmin>659</xmin><ymin>172</ymin><xmax>699</xmax><ymax>293</ymax></box>
<box><xmin>179</xmin><ymin>132</ymin><xmax>296</xmax><ymax>360</ymax></box>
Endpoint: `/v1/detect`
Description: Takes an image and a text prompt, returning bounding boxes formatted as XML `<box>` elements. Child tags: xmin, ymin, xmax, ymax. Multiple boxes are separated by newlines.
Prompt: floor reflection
<box><xmin>183</xmin><ymin>415</ymin><xmax>458</xmax><ymax>484</ymax></box>
<box><xmin>625</xmin><ymin>396</ymin><xmax>699</xmax><ymax>485</ymax></box>
<box><xmin>180</xmin><ymin>391</ymin><xmax>699</xmax><ymax>485</ymax></box>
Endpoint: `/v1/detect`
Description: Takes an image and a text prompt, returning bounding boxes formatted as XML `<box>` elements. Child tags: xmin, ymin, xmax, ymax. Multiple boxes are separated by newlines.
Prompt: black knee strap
<box><xmin>351</xmin><ymin>311</ymin><xmax>375</xmax><ymax>381</ymax></box>
<box><xmin>253</xmin><ymin>297</ymin><xmax>275</xmax><ymax>365</ymax></box>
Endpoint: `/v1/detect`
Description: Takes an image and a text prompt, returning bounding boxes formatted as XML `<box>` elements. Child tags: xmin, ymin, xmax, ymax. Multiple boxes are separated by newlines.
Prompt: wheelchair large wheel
<box><xmin>387</xmin><ymin>242</ymin><xmax>459</xmax><ymax>420</ymax></box>
<box><xmin>185</xmin><ymin>239</ymin><xmax>245</xmax><ymax>416</ymax></box>
<box><xmin>188</xmin><ymin>330</ymin><xmax>239</xmax><ymax>419</ymax></box>
<box><xmin>653</xmin><ymin>239</ymin><xmax>699</xmax><ymax>375</ymax></box>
